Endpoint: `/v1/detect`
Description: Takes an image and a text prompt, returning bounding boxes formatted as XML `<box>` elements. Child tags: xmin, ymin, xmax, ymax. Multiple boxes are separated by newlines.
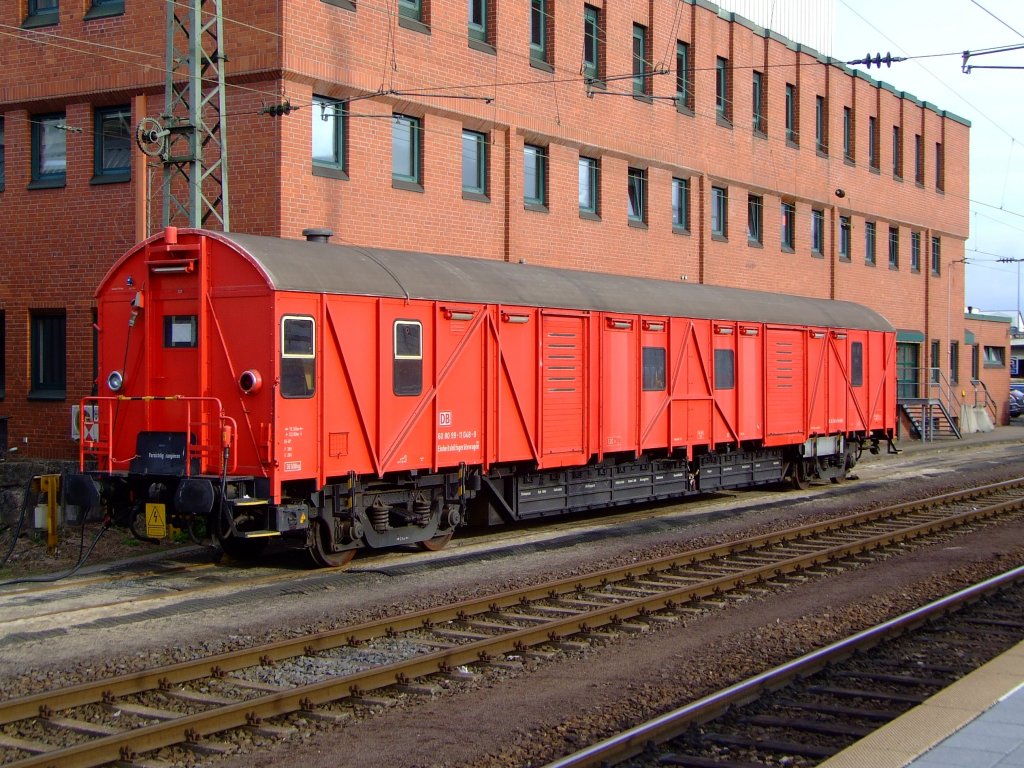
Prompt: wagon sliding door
<box><xmin>764</xmin><ymin>326</ymin><xmax>807</xmax><ymax>445</ymax></box>
<box><xmin>539</xmin><ymin>313</ymin><xmax>587</xmax><ymax>466</ymax></box>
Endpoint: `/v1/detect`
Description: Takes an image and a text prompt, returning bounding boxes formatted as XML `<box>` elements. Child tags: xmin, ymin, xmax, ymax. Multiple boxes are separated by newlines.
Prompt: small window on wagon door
<box><xmin>714</xmin><ymin>349</ymin><xmax>735</xmax><ymax>390</ymax></box>
<box><xmin>394</xmin><ymin>320</ymin><xmax>423</xmax><ymax>396</ymax></box>
<box><xmin>851</xmin><ymin>341</ymin><xmax>863</xmax><ymax>386</ymax></box>
<box><xmin>642</xmin><ymin>347</ymin><xmax>666</xmax><ymax>391</ymax></box>
<box><xmin>281</xmin><ymin>316</ymin><xmax>315</xmax><ymax>398</ymax></box>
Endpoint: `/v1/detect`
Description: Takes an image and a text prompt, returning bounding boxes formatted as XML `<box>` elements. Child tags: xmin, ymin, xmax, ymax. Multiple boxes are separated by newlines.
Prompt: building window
<box><xmin>868</xmin><ymin>116</ymin><xmax>879</xmax><ymax>169</ymax></box>
<box><xmin>781</xmin><ymin>202</ymin><xmax>795</xmax><ymax>250</ymax></box>
<box><xmin>931</xmin><ymin>235</ymin><xmax>941</xmax><ymax>275</ymax></box>
<box><xmin>312</xmin><ymin>96</ymin><xmax>346</xmax><ymax>178</ymax></box>
<box><xmin>25</xmin><ymin>0</ymin><xmax>58</xmax><ymax>27</ymax></box>
<box><xmin>398</xmin><ymin>0</ymin><xmax>422</xmax><ymax>22</ymax></box>
<box><xmin>815</xmin><ymin>95</ymin><xmax>827</xmax><ymax>153</ymax></box>
<box><xmin>747</xmin><ymin>194</ymin><xmax>762</xmax><ymax>245</ymax></box>
<box><xmin>839</xmin><ymin>216</ymin><xmax>851</xmax><ymax>261</ymax></box>
<box><xmin>914</xmin><ymin>134</ymin><xmax>924</xmax><ymax>184</ymax></box>
<box><xmin>31</xmin><ymin>112</ymin><xmax>67</xmax><ymax>187</ymax></box>
<box><xmin>672</xmin><ymin>177</ymin><xmax>689</xmax><ymax>231</ymax></box>
<box><xmin>892</xmin><ymin>125</ymin><xmax>902</xmax><ymax>178</ymax></box>
<box><xmin>583</xmin><ymin>5</ymin><xmax>600</xmax><ymax>80</ymax></box>
<box><xmin>530</xmin><ymin>0</ymin><xmax>548</xmax><ymax>63</ymax></box>
<box><xmin>627</xmin><ymin>167</ymin><xmax>647</xmax><ymax>224</ymax></box>
<box><xmin>524</xmin><ymin>144</ymin><xmax>547</xmax><ymax>207</ymax></box>
<box><xmin>675</xmin><ymin>41</ymin><xmax>693</xmax><ymax>111</ymax></box>
<box><xmin>711</xmin><ymin>186</ymin><xmax>727</xmax><ymax>238</ymax></box>
<box><xmin>843</xmin><ymin>106</ymin><xmax>853</xmax><ymax>161</ymax></box>
<box><xmin>393</xmin><ymin>320</ymin><xmax>423</xmax><ymax>397</ymax></box>
<box><xmin>983</xmin><ymin>346</ymin><xmax>1006</xmax><ymax>367</ymax></box>
<box><xmin>392</xmin><ymin>113</ymin><xmax>421</xmax><ymax>187</ymax></box>
<box><xmin>930</xmin><ymin>339</ymin><xmax>941</xmax><ymax>383</ymax></box>
<box><xmin>86</xmin><ymin>0</ymin><xmax>124</xmax><ymax>20</ymax></box>
<box><xmin>462</xmin><ymin>130</ymin><xmax>487</xmax><ymax>197</ymax></box>
<box><xmin>93</xmin><ymin>106</ymin><xmax>131</xmax><ymax>182</ymax></box>
<box><xmin>911</xmin><ymin>231</ymin><xmax>921</xmax><ymax>272</ymax></box>
<box><xmin>468</xmin><ymin>0</ymin><xmax>487</xmax><ymax>42</ymax></box>
<box><xmin>811</xmin><ymin>209</ymin><xmax>824</xmax><ymax>255</ymax></box>
<box><xmin>579</xmin><ymin>156</ymin><xmax>599</xmax><ymax>216</ymax></box>
<box><xmin>865</xmin><ymin>221</ymin><xmax>876</xmax><ymax>265</ymax></box>
<box><xmin>785</xmin><ymin>83</ymin><xmax>797</xmax><ymax>144</ymax></box>
<box><xmin>30</xmin><ymin>311</ymin><xmax>66</xmax><ymax>399</ymax></box>
<box><xmin>935</xmin><ymin>142</ymin><xmax>945</xmax><ymax>191</ymax></box>
<box><xmin>716</xmin><ymin>57</ymin><xmax>729</xmax><ymax>120</ymax></box>
<box><xmin>0</xmin><ymin>117</ymin><xmax>5</xmax><ymax>191</ymax></box>
<box><xmin>888</xmin><ymin>226</ymin><xmax>899</xmax><ymax>269</ymax></box>
<box><xmin>949</xmin><ymin>341</ymin><xmax>959</xmax><ymax>384</ymax></box>
<box><xmin>752</xmin><ymin>71</ymin><xmax>765</xmax><ymax>133</ymax></box>
<box><xmin>633</xmin><ymin>25</ymin><xmax>649</xmax><ymax>96</ymax></box>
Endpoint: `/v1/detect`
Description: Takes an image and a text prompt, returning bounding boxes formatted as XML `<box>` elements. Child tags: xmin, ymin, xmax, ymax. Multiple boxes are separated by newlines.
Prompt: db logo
<box><xmin>439</xmin><ymin>411</ymin><xmax>453</xmax><ymax>426</ymax></box>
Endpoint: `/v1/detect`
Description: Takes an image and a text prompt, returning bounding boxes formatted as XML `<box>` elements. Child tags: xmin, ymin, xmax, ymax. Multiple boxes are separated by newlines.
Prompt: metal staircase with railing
<box><xmin>897</xmin><ymin>369</ymin><xmax>998</xmax><ymax>442</ymax></box>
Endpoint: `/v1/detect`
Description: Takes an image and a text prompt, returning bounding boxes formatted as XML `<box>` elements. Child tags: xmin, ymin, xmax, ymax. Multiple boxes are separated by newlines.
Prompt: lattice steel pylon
<box><xmin>137</xmin><ymin>0</ymin><xmax>230</xmax><ymax>231</ymax></box>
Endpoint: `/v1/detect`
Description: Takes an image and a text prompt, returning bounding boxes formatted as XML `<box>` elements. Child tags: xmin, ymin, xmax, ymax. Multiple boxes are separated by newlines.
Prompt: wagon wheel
<box><xmin>789</xmin><ymin>460</ymin><xmax>811</xmax><ymax>491</ymax></box>
<box><xmin>309</xmin><ymin>518</ymin><xmax>357</xmax><ymax>568</ymax></box>
<box><xmin>418</xmin><ymin>530</ymin><xmax>454</xmax><ymax>551</ymax></box>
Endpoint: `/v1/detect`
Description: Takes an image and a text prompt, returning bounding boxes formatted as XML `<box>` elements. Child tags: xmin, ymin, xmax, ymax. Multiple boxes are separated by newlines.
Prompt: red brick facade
<box><xmin>0</xmin><ymin>0</ymin><xmax>974</xmax><ymax>457</ymax></box>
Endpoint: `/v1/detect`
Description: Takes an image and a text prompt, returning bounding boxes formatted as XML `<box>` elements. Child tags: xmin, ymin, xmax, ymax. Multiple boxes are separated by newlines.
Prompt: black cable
<box><xmin>0</xmin><ymin>477</ymin><xmax>34</xmax><ymax>568</ymax></box>
<box><xmin>0</xmin><ymin>524</ymin><xmax>109</xmax><ymax>586</ymax></box>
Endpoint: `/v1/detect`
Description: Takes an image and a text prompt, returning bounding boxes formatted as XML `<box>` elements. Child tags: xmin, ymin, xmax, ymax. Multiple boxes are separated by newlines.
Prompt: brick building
<box><xmin>0</xmin><ymin>0</ymin><xmax>1003</xmax><ymax>458</ymax></box>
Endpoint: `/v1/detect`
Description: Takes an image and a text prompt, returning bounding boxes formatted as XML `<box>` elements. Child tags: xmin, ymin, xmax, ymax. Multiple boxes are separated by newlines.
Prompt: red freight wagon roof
<box><xmin>212</xmin><ymin>231</ymin><xmax>893</xmax><ymax>332</ymax></box>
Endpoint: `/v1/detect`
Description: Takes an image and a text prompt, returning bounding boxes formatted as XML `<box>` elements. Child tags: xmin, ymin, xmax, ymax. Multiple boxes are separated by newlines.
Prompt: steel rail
<box><xmin>542</xmin><ymin>564</ymin><xmax>1024</xmax><ymax>768</ymax></box>
<box><xmin>3</xmin><ymin>478</ymin><xmax>1019</xmax><ymax>726</ymax></box>
<box><xmin>2</xmin><ymin>479</ymin><xmax>1023</xmax><ymax>767</ymax></box>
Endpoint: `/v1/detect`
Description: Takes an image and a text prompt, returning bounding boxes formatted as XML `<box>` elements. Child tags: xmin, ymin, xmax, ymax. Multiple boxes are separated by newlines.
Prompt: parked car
<box><xmin>1011</xmin><ymin>388</ymin><xmax>1024</xmax><ymax>419</ymax></box>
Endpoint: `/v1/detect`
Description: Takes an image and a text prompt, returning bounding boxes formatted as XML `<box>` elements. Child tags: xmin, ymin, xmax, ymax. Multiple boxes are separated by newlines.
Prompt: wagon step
<box><xmin>238</xmin><ymin>530</ymin><xmax>281</xmax><ymax>539</ymax></box>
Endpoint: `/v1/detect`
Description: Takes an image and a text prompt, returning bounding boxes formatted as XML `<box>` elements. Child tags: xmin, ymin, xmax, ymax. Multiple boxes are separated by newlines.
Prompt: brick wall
<box><xmin>0</xmin><ymin>0</ymin><xmax>972</xmax><ymax>457</ymax></box>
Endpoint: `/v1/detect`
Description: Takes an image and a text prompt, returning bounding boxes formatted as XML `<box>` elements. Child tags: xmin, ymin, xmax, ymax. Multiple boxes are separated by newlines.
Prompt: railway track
<box><xmin>1</xmin><ymin>478</ymin><xmax>1023</xmax><ymax>768</ymax></box>
<box><xmin>545</xmin><ymin>564</ymin><xmax>1024</xmax><ymax>767</ymax></box>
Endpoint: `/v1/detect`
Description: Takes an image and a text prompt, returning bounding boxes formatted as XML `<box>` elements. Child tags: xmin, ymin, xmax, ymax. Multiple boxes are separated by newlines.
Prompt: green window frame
<box><xmin>461</xmin><ymin>129</ymin><xmax>487</xmax><ymax>196</ymax></box>
<box><xmin>715</xmin><ymin>57</ymin><xmax>729</xmax><ymax>119</ymax></box>
<box><xmin>892</xmin><ymin>125</ymin><xmax>902</xmax><ymax>178</ymax></box>
<box><xmin>785</xmin><ymin>83</ymin><xmax>797</xmax><ymax>143</ymax></box>
<box><xmin>672</xmin><ymin>177</ymin><xmax>689</xmax><ymax>232</ymax></box>
<box><xmin>29</xmin><ymin>310</ymin><xmax>66</xmax><ymax>399</ymax></box>
<box><xmin>747</xmin><ymin>194</ymin><xmax>762</xmax><ymax>245</ymax></box>
<box><xmin>839</xmin><ymin>216</ymin><xmax>851</xmax><ymax>261</ymax></box>
<box><xmin>633</xmin><ymin>25</ymin><xmax>648</xmax><ymax>96</ymax></box>
<box><xmin>93</xmin><ymin>105</ymin><xmax>131</xmax><ymax>183</ymax></box>
<box><xmin>889</xmin><ymin>226</ymin><xmax>899</xmax><ymax>269</ymax></box>
<box><xmin>711</xmin><ymin>186</ymin><xmax>727</xmax><ymax>238</ymax></box>
<box><xmin>31</xmin><ymin>112</ymin><xmax>67</xmax><ymax>187</ymax></box>
<box><xmin>868</xmin><ymin>116</ymin><xmax>879</xmax><ymax>169</ymax></box>
<box><xmin>524</xmin><ymin>144</ymin><xmax>547</xmax><ymax>207</ymax></box>
<box><xmin>865</xmin><ymin>221</ymin><xmax>877</xmax><ymax>266</ymax></box>
<box><xmin>811</xmin><ymin>209</ymin><xmax>824</xmax><ymax>255</ymax></box>
<box><xmin>86</xmin><ymin>0</ymin><xmax>124</xmax><ymax>20</ymax></box>
<box><xmin>627</xmin><ymin>167</ymin><xmax>646</xmax><ymax>224</ymax></box>
<box><xmin>781</xmin><ymin>202</ymin><xmax>795</xmax><ymax>250</ymax></box>
<box><xmin>911</xmin><ymin>231</ymin><xmax>921</xmax><ymax>272</ymax></box>
<box><xmin>530</xmin><ymin>0</ymin><xmax>547</xmax><ymax>62</ymax></box>
<box><xmin>675</xmin><ymin>41</ymin><xmax>692</xmax><ymax>111</ymax></box>
<box><xmin>752</xmin><ymin>71</ymin><xmax>765</xmax><ymax>133</ymax></box>
<box><xmin>399</xmin><ymin>0</ymin><xmax>421</xmax><ymax>21</ymax></box>
<box><xmin>843</xmin><ymin>106</ymin><xmax>853</xmax><ymax>161</ymax></box>
<box><xmin>312</xmin><ymin>96</ymin><xmax>346</xmax><ymax>177</ymax></box>
<box><xmin>468</xmin><ymin>0</ymin><xmax>487</xmax><ymax>41</ymax></box>
<box><xmin>25</xmin><ymin>0</ymin><xmax>58</xmax><ymax>27</ymax></box>
<box><xmin>583</xmin><ymin>5</ymin><xmax>600</xmax><ymax>80</ymax></box>
<box><xmin>392</xmin><ymin>113</ymin><xmax>421</xmax><ymax>187</ymax></box>
<box><xmin>815</xmin><ymin>95</ymin><xmax>827</xmax><ymax>153</ymax></box>
<box><xmin>931</xmin><ymin>236</ymin><xmax>941</xmax><ymax>275</ymax></box>
<box><xmin>579</xmin><ymin>156</ymin><xmax>598</xmax><ymax>215</ymax></box>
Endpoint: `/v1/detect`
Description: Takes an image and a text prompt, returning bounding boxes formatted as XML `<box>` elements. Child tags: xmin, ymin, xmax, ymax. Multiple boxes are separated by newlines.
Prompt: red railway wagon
<box><xmin>72</xmin><ymin>227</ymin><xmax>897</xmax><ymax>566</ymax></box>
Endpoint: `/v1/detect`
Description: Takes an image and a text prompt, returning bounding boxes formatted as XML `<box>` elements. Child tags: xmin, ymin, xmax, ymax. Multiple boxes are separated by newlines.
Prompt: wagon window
<box><xmin>851</xmin><ymin>341</ymin><xmax>863</xmax><ymax>387</ymax></box>
<box><xmin>642</xmin><ymin>347</ymin><xmax>666</xmax><ymax>391</ymax></box>
<box><xmin>714</xmin><ymin>349</ymin><xmax>735</xmax><ymax>390</ymax></box>
<box><xmin>394</xmin><ymin>320</ymin><xmax>423</xmax><ymax>396</ymax></box>
<box><xmin>281</xmin><ymin>316</ymin><xmax>315</xmax><ymax>398</ymax></box>
<box><xmin>163</xmin><ymin>315</ymin><xmax>197</xmax><ymax>348</ymax></box>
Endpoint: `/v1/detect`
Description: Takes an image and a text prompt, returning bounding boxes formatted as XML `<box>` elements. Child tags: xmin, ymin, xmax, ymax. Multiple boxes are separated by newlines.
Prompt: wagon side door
<box><xmin>540</xmin><ymin>312</ymin><xmax>588</xmax><ymax>466</ymax></box>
